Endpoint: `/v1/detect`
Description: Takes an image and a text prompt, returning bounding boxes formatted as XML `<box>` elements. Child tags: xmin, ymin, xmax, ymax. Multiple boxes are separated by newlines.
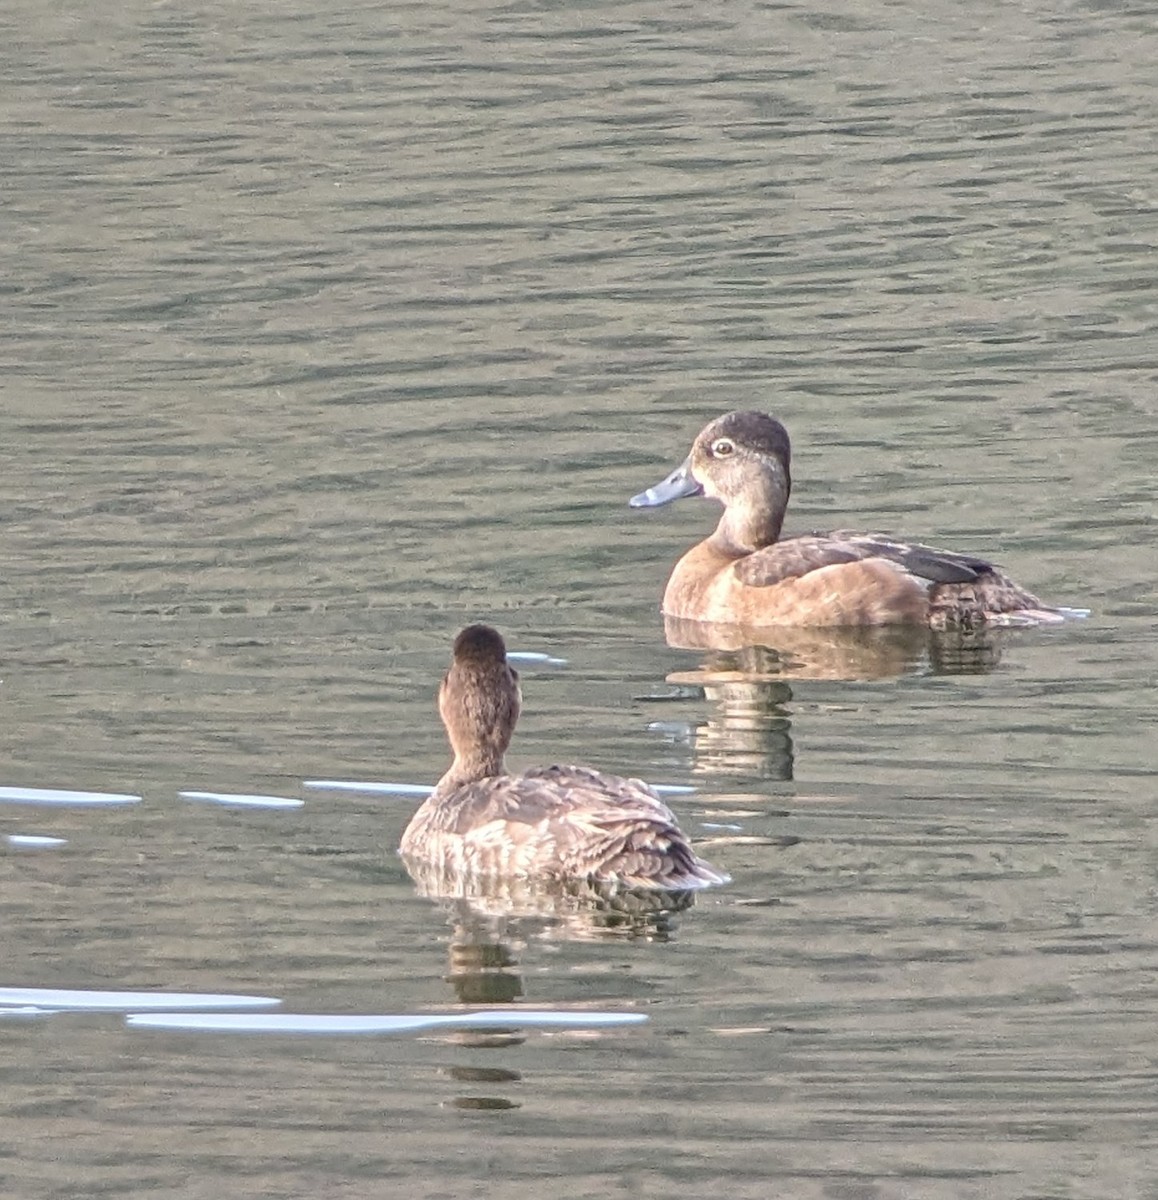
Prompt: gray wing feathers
<box><xmin>834</xmin><ymin>533</ymin><xmax>988</xmax><ymax>585</ymax></box>
<box><xmin>733</xmin><ymin>531</ymin><xmax>991</xmax><ymax>589</ymax></box>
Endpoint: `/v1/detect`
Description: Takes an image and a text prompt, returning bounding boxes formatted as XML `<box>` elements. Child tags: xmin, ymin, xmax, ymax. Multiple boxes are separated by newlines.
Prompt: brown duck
<box><xmin>630</xmin><ymin>410</ymin><xmax>1082</xmax><ymax>629</ymax></box>
<box><xmin>399</xmin><ymin>625</ymin><xmax>729</xmax><ymax>889</ymax></box>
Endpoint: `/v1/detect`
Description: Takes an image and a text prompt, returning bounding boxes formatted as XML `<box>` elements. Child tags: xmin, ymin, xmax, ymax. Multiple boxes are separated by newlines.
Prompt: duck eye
<box><xmin>710</xmin><ymin>438</ymin><xmax>735</xmax><ymax>457</ymax></box>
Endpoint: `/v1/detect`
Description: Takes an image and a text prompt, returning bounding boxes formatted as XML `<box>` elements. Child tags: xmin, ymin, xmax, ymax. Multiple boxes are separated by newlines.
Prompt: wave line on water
<box><xmin>0</xmin><ymin>787</ymin><xmax>141</xmax><ymax>807</ymax></box>
<box><xmin>126</xmin><ymin>1010</ymin><xmax>649</xmax><ymax>1035</ymax></box>
<box><xmin>178</xmin><ymin>791</ymin><xmax>304</xmax><ymax>809</ymax></box>
<box><xmin>303</xmin><ymin>780</ymin><xmax>433</xmax><ymax>797</ymax></box>
<box><xmin>0</xmin><ymin>987</ymin><xmax>282</xmax><ymax>1012</ymax></box>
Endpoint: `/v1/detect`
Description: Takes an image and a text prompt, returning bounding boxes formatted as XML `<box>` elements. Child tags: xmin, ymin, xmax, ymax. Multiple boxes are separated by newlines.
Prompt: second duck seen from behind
<box><xmin>630</xmin><ymin>410</ymin><xmax>1082</xmax><ymax>629</ymax></box>
<box><xmin>399</xmin><ymin>624</ymin><xmax>728</xmax><ymax>890</ymax></box>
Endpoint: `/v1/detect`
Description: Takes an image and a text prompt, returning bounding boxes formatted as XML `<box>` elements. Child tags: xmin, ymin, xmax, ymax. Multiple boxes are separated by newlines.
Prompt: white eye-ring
<box><xmin>711</xmin><ymin>437</ymin><xmax>736</xmax><ymax>457</ymax></box>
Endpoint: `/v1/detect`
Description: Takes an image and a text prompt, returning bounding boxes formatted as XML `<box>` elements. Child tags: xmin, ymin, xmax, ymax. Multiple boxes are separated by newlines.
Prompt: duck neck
<box><xmin>434</xmin><ymin>650</ymin><xmax>520</xmax><ymax>795</ymax></box>
<box><xmin>435</xmin><ymin>746</ymin><xmax>507</xmax><ymax>794</ymax></box>
<box><xmin>709</xmin><ymin>479</ymin><xmax>788</xmax><ymax>556</ymax></box>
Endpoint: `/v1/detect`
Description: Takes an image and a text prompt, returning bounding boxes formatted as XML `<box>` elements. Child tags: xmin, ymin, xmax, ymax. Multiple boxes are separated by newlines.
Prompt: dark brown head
<box><xmin>436</xmin><ymin>624</ymin><xmax>521</xmax><ymax>789</ymax></box>
<box><xmin>630</xmin><ymin>411</ymin><xmax>793</xmax><ymax>552</ymax></box>
<box><xmin>450</xmin><ymin>623</ymin><xmax>509</xmax><ymax>668</ymax></box>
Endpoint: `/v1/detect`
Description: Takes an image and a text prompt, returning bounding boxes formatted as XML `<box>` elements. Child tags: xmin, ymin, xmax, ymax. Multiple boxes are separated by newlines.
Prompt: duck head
<box><xmin>630</xmin><ymin>411</ymin><xmax>793</xmax><ymax>552</ymax></box>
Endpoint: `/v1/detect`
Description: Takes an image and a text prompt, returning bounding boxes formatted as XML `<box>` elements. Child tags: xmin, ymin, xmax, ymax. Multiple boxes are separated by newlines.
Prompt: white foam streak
<box><xmin>0</xmin><ymin>987</ymin><xmax>281</xmax><ymax>1012</ymax></box>
<box><xmin>126</xmin><ymin>1010</ymin><xmax>647</xmax><ymax>1034</ymax></box>
<box><xmin>0</xmin><ymin>787</ymin><xmax>141</xmax><ymax>807</ymax></box>
<box><xmin>178</xmin><ymin>791</ymin><xmax>304</xmax><ymax>809</ymax></box>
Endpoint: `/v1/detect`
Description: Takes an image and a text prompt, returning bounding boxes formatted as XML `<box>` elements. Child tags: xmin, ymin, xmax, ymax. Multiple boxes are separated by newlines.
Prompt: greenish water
<box><xmin>2</xmin><ymin>0</ymin><xmax>1156</xmax><ymax>1196</ymax></box>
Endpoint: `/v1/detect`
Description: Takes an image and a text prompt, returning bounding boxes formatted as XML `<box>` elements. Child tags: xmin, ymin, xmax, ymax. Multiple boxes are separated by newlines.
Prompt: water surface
<box><xmin>3</xmin><ymin>0</ymin><xmax>1157</xmax><ymax>1195</ymax></box>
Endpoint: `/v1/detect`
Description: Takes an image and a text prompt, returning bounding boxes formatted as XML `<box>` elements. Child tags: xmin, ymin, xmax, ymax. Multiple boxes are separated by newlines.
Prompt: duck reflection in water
<box><xmin>653</xmin><ymin>621</ymin><xmax>1008</xmax><ymax>784</ymax></box>
<box><xmin>663</xmin><ymin>614</ymin><xmax>1007</xmax><ymax>678</ymax></box>
<box><xmin>654</xmin><ymin>642</ymin><xmax>797</xmax><ymax>784</ymax></box>
<box><xmin>400</xmin><ymin>624</ymin><xmax>728</xmax><ymax>911</ymax></box>
<box><xmin>412</xmin><ymin>876</ymin><xmax>689</xmax><ymax>1113</ymax></box>
<box><xmin>414</xmin><ymin>877</ymin><xmax>694</xmax><ymax>1004</ymax></box>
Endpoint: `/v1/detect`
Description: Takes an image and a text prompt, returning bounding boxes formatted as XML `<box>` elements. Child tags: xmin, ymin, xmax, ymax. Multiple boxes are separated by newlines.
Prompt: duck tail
<box><xmin>679</xmin><ymin>854</ymin><xmax>732</xmax><ymax>889</ymax></box>
<box><xmin>649</xmin><ymin>845</ymin><xmax>731</xmax><ymax>890</ymax></box>
<box><xmin>929</xmin><ymin>568</ymin><xmax>1090</xmax><ymax>629</ymax></box>
<box><xmin>608</xmin><ymin>835</ymin><xmax>731</xmax><ymax>891</ymax></box>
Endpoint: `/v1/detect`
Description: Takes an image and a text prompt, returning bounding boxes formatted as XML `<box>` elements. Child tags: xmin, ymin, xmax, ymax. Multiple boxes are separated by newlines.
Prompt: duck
<box><xmin>399</xmin><ymin>624</ymin><xmax>729</xmax><ymax>890</ymax></box>
<box><xmin>629</xmin><ymin>410</ymin><xmax>1079</xmax><ymax>629</ymax></box>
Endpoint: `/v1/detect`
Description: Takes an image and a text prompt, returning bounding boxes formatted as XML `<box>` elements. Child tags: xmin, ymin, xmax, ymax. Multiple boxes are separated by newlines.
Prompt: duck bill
<box><xmin>628</xmin><ymin>456</ymin><xmax>704</xmax><ymax>508</ymax></box>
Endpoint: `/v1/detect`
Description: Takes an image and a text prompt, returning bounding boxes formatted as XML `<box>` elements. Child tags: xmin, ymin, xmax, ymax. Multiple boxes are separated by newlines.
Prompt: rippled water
<box><xmin>3</xmin><ymin>0</ymin><xmax>1157</xmax><ymax>1195</ymax></box>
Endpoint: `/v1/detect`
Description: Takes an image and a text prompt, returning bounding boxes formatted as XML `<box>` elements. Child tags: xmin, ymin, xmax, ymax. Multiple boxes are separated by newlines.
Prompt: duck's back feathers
<box><xmin>731</xmin><ymin>536</ymin><xmax>865</xmax><ymax>587</ymax></box>
<box><xmin>730</xmin><ymin>531</ymin><xmax>1004</xmax><ymax>590</ymax></box>
<box><xmin>401</xmin><ymin>765</ymin><xmax>729</xmax><ymax>890</ymax></box>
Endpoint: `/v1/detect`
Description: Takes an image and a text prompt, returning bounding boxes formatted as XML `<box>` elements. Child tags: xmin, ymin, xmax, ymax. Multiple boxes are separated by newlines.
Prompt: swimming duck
<box><xmin>399</xmin><ymin>625</ymin><xmax>728</xmax><ymax>889</ymax></box>
<box><xmin>630</xmin><ymin>411</ymin><xmax>1076</xmax><ymax>629</ymax></box>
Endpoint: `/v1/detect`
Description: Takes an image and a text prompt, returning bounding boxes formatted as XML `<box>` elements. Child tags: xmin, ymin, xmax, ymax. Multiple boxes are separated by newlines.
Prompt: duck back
<box><xmin>401</xmin><ymin>765</ymin><xmax>728</xmax><ymax>889</ymax></box>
